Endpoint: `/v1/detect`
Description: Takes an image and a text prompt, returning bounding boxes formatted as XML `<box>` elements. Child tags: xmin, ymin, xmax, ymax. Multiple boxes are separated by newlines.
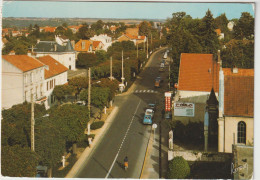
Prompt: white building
<box><xmin>227</xmin><ymin>21</ymin><xmax>235</xmax><ymax>31</ymax></box>
<box><xmin>32</xmin><ymin>40</ymin><xmax>76</xmax><ymax>70</ymax></box>
<box><xmin>37</xmin><ymin>55</ymin><xmax>68</xmax><ymax>109</ymax></box>
<box><xmin>2</xmin><ymin>55</ymin><xmax>46</xmax><ymax>109</ymax></box>
<box><xmin>90</xmin><ymin>34</ymin><xmax>112</xmax><ymax>51</ymax></box>
<box><xmin>1</xmin><ymin>55</ymin><xmax>68</xmax><ymax>110</ymax></box>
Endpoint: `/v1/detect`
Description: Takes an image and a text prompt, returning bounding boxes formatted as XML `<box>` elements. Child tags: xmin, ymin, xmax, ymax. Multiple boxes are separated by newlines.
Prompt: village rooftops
<box><xmin>178</xmin><ymin>53</ymin><xmax>219</xmax><ymax>93</ymax></box>
<box><xmin>2</xmin><ymin>55</ymin><xmax>45</xmax><ymax>72</ymax></box>
<box><xmin>34</xmin><ymin>40</ymin><xmax>75</xmax><ymax>53</ymax></box>
<box><xmin>37</xmin><ymin>55</ymin><xmax>68</xmax><ymax>79</ymax></box>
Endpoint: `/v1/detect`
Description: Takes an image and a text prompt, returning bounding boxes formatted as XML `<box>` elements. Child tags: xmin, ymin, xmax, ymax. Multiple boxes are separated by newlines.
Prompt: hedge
<box><xmin>167</xmin><ymin>156</ymin><xmax>190</xmax><ymax>179</ymax></box>
<box><xmin>90</xmin><ymin>121</ymin><xmax>104</xmax><ymax>130</ymax></box>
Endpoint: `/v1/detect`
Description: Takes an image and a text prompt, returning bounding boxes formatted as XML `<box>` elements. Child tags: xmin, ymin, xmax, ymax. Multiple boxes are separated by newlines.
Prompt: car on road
<box><xmin>143</xmin><ymin>115</ymin><xmax>152</xmax><ymax>124</ymax></box>
<box><xmin>148</xmin><ymin>103</ymin><xmax>156</xmax><ymax>111</ymax></box>
<box><xmin>154</xmin><ymin>76</ymin><xmax>163</xmax><ymax>87</ymax></box>
<box><xmin>145</xmin><ymin>108</ymin><xmax>154</xmax><ymax>117</ymax></box>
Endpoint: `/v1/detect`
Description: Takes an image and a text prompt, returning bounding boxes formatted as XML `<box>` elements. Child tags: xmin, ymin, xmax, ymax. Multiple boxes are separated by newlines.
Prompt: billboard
<box><xmin>165</xmin><ymin>92</ymin><xmax>171</xmax><ymax>112</ymax></box>
<box><xmin>174</xmin><ymin>102</ymin><xmax>195</xmax><ymax>117</ymax></box>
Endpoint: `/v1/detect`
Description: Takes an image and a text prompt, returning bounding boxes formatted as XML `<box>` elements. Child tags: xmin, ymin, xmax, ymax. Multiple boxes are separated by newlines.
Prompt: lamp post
<box><xmin>121</xmin><ymin>50</ymin><xmax>125</xmax><ymax>84</ymax></box>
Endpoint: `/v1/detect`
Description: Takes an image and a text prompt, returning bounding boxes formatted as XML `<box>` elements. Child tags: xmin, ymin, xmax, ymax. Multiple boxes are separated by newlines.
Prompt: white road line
<box><xmin>105</xmin><ymin>100</ymin><xmax>141</xmax><ymax>178</ymax></box>
<box><xmin>151</xmin><ymin>90</ymin><xmax>154</xmax><ymax>93</ymax></box>
<box><xmin>139</xmin><ymin>90</ymin><xmax>143</xmax><ymax>93</ymax></box>
<box><xmin>147</xmin><ymin>90</ymin><xmax>150</xmax><ymax>93</ymax></box>
<box><xmin>135</xmin><ymin>90</ymin><xmax>139</xmax><ymax>93</ymax></box>
<box><xmin>143</xmin><ymin>90</ymin><xmax>146</xmax><ymax>93</ymax></box>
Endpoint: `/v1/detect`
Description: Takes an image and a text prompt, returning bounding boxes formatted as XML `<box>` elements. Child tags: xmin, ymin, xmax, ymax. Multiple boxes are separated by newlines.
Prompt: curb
<box><xmin>65</xmin><ymin>106</ymin><xmax>119</xmax><ymax>178</ymax></box>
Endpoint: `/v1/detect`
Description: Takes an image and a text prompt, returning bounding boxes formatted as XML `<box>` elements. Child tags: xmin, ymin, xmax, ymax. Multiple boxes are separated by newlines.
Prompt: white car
<box><xmin>145</xmin><ymin>109</ymin><xmax>154</xmax><ymax>118</ymax></box>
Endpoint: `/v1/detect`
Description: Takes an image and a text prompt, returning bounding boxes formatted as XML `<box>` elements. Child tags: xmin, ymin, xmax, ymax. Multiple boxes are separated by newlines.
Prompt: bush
<box><xmin>90</xmin><ymin>121</ymin><xmax>104</xmax><ymax>130</ymax></box>
<box><xmin>167</xmin><ymin>156</ymin><xmax>190</xmax><ymax>179</ymax></box>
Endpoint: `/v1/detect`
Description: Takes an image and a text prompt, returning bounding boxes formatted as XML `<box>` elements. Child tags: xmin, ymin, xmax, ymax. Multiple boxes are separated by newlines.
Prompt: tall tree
<box><xmin>233</xmin><ymin>12</ymin><xmax>254</xmax><ymax>40</ymax></box>
<box><xmin>139</xmin><ymin>21</ymin><xmax>151</xmax><ymax>37</ymax></box>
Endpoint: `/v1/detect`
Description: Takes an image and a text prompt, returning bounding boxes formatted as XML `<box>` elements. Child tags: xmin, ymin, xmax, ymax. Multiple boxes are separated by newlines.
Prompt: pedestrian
<box><xmin>88</xmin><ymin>137</ymin><xmax>92</xmax><ymax>148</ymax></box>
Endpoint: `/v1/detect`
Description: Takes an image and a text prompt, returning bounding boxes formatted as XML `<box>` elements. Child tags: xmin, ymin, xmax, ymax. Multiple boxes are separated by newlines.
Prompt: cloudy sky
<box><xmin>2</xmin><ymin>1</ymin><xmax>255</xmax><ymax>20</ymax></box>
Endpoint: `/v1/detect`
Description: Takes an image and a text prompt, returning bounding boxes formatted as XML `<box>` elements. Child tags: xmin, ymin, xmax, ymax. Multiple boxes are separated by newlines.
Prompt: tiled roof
<box><xmin>223</xmin><ymin>68</ymin><xmax>254</xmax><ymax>76</ymax></box>
<box><xmin>34</xmin><ymin>41</ymin><xmax>75</xmax><ymax>53</ymax></box>
<box><xmin>2</xmin><ymin>55</ymin><xmax>45</xmax><ymax>72</ymax></box>
<box><xmin>224</xmin><ymin>76</ymin><xmax>254</xmax><ymax>117</ymax></box>
<box><xmin>74</xmin><ymin>39</ymin><xmax>92</xmax><ymax>52</ymax></box>
<box><xmin>41</xmin><ymin>26</ymin><xmax>56</xmax><ymax>33</ymax></box>
<box><xmin>37</xmin><ymin>55</ymin><xmax>68</xmax><ymax>79</ymax></box>
<box><xmin>125</xmin><ymin>28</ymin><xmax>139</xmax><ymax>36</ymax></box>
<box><xmin>215</xmin><ymin>29</ymin><xmax>221</xmax><ymax>35</ymax></box>
<box><xmin>92</xmin><ymin>41</ymin><xmax>102</xmax><ymax>50</ymax></box>
<box><xmin>178</xmin><ymin>53</ymin><xmax>219</xmax><ymax>92</ymax></box>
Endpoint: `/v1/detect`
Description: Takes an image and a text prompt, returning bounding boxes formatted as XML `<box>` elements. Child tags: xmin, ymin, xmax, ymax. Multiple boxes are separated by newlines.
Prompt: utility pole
<box><xmin>31</xmin><ymin>93</ymin><xmax>35</xmax><ymax>151</ymax></box>
<box><xmin>151</xmin><ymin>33</ymin><xmax>152</xmax><ymax>52</ymax></box>
<box><xmin>110</xmin><ymin>56</ymin><xmax>113</xmax><ymax>80</ymax></box>
<box><xmin>137</xmin><ymin>43</ymin><xmax>138</xmax><ymax>58</ymax></box>
<box><xmin>169</xmin><ymin>62</ymin><xmax>171</xmax><ymax>91</ymax></box>
<box><xmin>88</xmin><ymin>68</ymin><xmax>91</xmax><ymax>135</ymax></box>
<box><xmin>146</xmin><ymin>36</ymin><xmax>149</xmax><ymax>58</ymax></box>
<box><xmin>121</xmin><ymin>50</ymin><xmax>125</xmax><ymax>84</ymax></box>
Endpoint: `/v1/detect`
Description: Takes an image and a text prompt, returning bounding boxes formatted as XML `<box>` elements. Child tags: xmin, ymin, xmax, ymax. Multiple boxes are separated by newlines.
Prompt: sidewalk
<box><xmin>140</xmin><ymin>128</ymin><xmax>160</xmax><ymax>179</ymax></box>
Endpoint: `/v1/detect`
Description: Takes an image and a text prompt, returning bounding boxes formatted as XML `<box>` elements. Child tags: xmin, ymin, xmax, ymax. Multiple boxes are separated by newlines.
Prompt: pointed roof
<box><xmin>2</xmin><ymin>55</ymin><xmax>45</xmax><ymax>72</ymax></box>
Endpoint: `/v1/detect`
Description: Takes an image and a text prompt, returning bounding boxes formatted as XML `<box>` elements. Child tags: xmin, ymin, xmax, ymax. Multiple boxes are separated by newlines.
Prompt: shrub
<box><xmin>167</xmin><ymin>156</ymin><xmax>190</xmax><ymax>179</ymax></box>
<box><xmin>90</xmin><ymin>121</ymin><xmax>104</xmax><ymax>130</ymax></box>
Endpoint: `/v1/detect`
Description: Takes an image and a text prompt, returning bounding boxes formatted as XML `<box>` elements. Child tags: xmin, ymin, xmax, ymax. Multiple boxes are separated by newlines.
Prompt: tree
<box><xmin>167</xmin><ymin>156</ymin><xmax>190</xmax><ymax>179</ymax></box>
<box><xmin>69</xmin><ymin>77</ymin><xmax>88</xmax><ymax>98</ymax></box>
<box><xmin>77</xmin><ymin>23</ymin><xmax>89</xmax><ymax>39</ymax></box>
<box><xmin>49</xmin><ymin>104</ymin><xmax>89</xmax><ymax>152</ymax></box>
<box><xmin>52</xmin><ymin>84</ymin><xmax>74</xmax><ymax>104</ymax></box>
<box><xmin>1</xmin><ymin>102</ymin><xmax>46</xmax><ymax>148</ymax></box>
<box><xmin>35</xmin><ymin>117</ymin><xmax>65</xmax><ymax>172</ymax></box>
<box><xmin>94</xmin><ymin>78</ymin><xmax>120</xmax><ymax>100</ymax></box>
<box><xmin>200</xmin><ymin>9</ymin><xmax>220</xmax><ymax>54</ymax></box>
<box><xmin>233</xmin><ymin>12</ymin><xmax>254</xmax><ymax>40</ymax></box>
<box><xmin>1</xmin><ymin>145</ymin><xmax>39</xmax><ymax>177</ymax></box>
<box><xmin>96</xmin><ymin>50</ymin><xmax>108</xmax><ymax>63</ymax></box>
<box><xmin>139</xmin><ymin>21</ymin><xmax>151</xmax><ymax>37</ymax></box>
<box><xmin>55</xmin><ymin>26</ymin><xmax>66</xmax><ymax>36</ymax></box>
<box><xmin>77</xmin><ymin>53</ymin><xmax>98</xmax><ymax>68</ymax></box>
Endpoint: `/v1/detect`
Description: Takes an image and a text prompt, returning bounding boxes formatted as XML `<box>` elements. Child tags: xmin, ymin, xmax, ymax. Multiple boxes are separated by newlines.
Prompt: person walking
<box><xmin>124</xmin><ymin>156</ymin><xmax>128</xmax><ymax>170</ymax></box>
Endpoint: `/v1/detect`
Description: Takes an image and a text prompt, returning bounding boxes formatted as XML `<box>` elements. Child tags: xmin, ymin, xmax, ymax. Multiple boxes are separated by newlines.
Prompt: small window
<box><xmin>237</xmin><ymin>121</ymin><xmax>246</xmax><ymax>144</ymax></box>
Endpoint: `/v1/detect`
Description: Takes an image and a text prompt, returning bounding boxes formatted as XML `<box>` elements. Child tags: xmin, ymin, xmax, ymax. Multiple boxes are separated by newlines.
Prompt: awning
<box><xmin>35</xmin><ymin>96</ymin><xmax>47</xmax><ymax>104</ymax></box>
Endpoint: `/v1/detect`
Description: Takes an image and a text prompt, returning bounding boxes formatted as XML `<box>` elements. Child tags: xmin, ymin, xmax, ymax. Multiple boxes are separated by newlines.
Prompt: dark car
<box><xmin>148</xmin><ymin>103</ymin><xmax>156</xmax><ymax>111</ymax></box>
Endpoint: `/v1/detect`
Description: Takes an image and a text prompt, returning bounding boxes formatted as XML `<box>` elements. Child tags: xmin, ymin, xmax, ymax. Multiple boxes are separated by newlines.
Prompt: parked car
<box><xmin>75</xmin><ymin>101</ymin><xmax>86</xmax><ymax>106</ymax></box>
<box><xmin>148</xmin><ymin>103</ymin><xmax>156</xmax><ymax>111</ymax></box>
<box><xmin>36</xmin><ymin>165</ymin><xmax>47</xmax><ymax>177</ymax></box>
<box><xmin>143</xmin><ymin>115</ymin><xmax>152</xmax><ymax>124</ymax></box>
<box><xmin>145</xmin><ymin>108</ymin><xmax>154</xmax><ymax>117</ymax></box>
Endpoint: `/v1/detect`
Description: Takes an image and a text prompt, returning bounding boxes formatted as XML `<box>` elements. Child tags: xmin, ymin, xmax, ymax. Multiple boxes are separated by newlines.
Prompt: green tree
<box><xmin>167</xmin><ymin>156</ymin><xmax>190</xmax><ymax>179</ymax></box>
<box><xmin>49</xmin><ymin>104</ymin><xmax>89</xmax><ymax>152</ymax></box>
<box><xmin>96</xmin><ymin>50</ymin><xmax>108</xmax><ymax>63</ymax></box>
<box><xmin>139</xmin><ymin>21</ymin><xmax>151</xmax><ymax>37</ymax></box>
<box><xmin>200</xmin><ymin>9</ymin><xmax>220</xmax><ymax>54</ymax></box>
<box><xmin>55</xmin><ymin>26</ymin><xmax>66</xmax><ymax>35</ymax></box>
<box><xmin>35</xmin><ymin>117</ymin><xmax>65</xmax><ymax>173</ymax></box>
<box><xmin>1</xmin><ymin>145</ymin><xmax>39</xmax><ymax>177</ymax></box>
<box><xmin>77</xmin><ymin>53</ymin><xmax>98</xmax><ymax>68</ymax></box>
<box><xmin>52</xmin><ymin>85</ymin><xmax>74</xmax><ymax>104</ymax></box>
<box><xmin>69</xmin><ymin>77</ymin><xmax>88</xmax><ymax>98</ymax></box>
<box><xmin>233</xmin><ymin>12</ymin><xmax>254</xmax><ymax>40</ymax></box>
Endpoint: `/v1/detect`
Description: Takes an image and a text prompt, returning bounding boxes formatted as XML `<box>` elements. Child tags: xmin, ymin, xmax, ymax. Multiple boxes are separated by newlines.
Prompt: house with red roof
<box><xmin>117</xmin><ymin>33</ymin><xmax>146</xmax><ymax>45</ymax></box>
<box><xmin>176</xmin><ymin>53</ymin><xmax>219</xmax><ymax>99</ymax></box>
<box><xmin>1</xmin><ymin>55</ymin><xmax>69</xmax><ymax>109</ymax></box>
<box><xmin>74</xmin><ymin>39</ymin><xmax>104</xmax><ymax>55</ymax></box>
<box><xmin>40</xmin><ymin>26</ymin><xmax>57</xmax><ymax>33</ymax></box>
<box><xmin>2</xmin><ymin>55</ymin><xmax>46</xmax><ymax>109</ymax></box>
<box><xmin>218</xmin><ymin>65</ymin><xmax>254</xmax><ymax>153</ymax></box>
<box><xmin>215</xmin><ymin>29</ymin><xmax>224</xmax><ymax>40</ymax></box>
<box><xmin>37</xmin><ymin>55</ymin><xmax>68</xmax><ymax>108</ymax></box>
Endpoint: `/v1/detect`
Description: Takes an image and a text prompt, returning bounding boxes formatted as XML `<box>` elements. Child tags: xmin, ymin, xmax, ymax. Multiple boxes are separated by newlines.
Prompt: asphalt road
<box><xmin>75</xmin><ymin>48</ymin><xmax>169</xmax><ymax>178</ymax></box>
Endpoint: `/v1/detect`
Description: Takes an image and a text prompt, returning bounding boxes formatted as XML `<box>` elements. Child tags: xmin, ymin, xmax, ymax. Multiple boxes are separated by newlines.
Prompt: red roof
<box><xmin>224</xmin><ymin>76</ymin><xmax>254</xmax><ymax>117</ymax></box>
<box><xmin>178</xmin><ymin>53</ymin><xmax>219</xmax><ymax>92</ymax></box>
<box><xmin>2</xmin><ymin>55</ymin><xmax>45</xmax><ymax>72</ymax></box>
<box><xmin>37</xmin><ymin>55</ymin><xmax>68</xmax><ymax>79</ymax></box>
<box><xmin>215</xmin><ymin>29</ymin><xmax>221</xmax><ymax>35</ymax></box>
<box><xmin>92</xmin><ymin>41</ymin><xmax>103</xmax><ymax>50</ymax></box>
<box><xmin>223</xmin><ymin>68</ymin><xmax>254</xmax><ymax>76</ymax></box>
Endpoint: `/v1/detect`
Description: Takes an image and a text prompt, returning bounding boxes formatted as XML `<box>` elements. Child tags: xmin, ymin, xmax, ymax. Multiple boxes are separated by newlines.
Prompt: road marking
<box><xmin>105</xmin><ymin>100</ymin><xmax>141</xmax><ymax>178</ymax></box>
<box><xmin>147</xmin><ymin>90</ymin><xmax>150</xmax><ymax>93</ymax></box>
<box><xmin>151</xmin><ymin>90</ymin><xmax>154</xmax><ymax>93</ymax></box>
<box><xmin>143</xmin><ymin>90</ymin><xmax>146</xmax><ymax>93</ymax></box>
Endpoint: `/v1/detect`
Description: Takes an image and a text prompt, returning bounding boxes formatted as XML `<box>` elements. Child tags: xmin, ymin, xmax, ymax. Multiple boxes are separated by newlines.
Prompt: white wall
<box><xmin>224</xmin><ymin>116</ymin><xmax>254</xmax><ymax>153</ymax></box>
<box><xmin>36</xmin><ymin>52</ymin><xmax>76</xmax><ymax>70</ymax></box>
<box><xmin>178</xmin><ymin>90</ymin><xmax>219</xmax><ymax>99</ymax></box>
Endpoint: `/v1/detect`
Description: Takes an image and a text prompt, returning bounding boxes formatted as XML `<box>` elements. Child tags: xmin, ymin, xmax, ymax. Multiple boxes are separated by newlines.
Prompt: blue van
<box><xmin>143</xmin><ymin>115</ymin><xmax>152</xmax><ymax>124</ymax></box>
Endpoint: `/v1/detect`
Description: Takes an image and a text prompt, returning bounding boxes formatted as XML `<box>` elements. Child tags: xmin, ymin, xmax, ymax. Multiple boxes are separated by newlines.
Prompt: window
<box><xmin>47</xmin><ymin>82</ymin><xmax>49</xmax><ymax>91</ymax></box>
<box><xmin>237</xmin><ymin>121</ymin><xmax>246</xmax><ymax>144</ymax></box>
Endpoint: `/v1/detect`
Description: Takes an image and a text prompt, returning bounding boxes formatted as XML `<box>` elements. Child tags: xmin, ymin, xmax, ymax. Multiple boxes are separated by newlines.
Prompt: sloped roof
<box><xmin>34</xmin><ymin>41</ymin><xmax>75</xmax><ymax>53</ymax></box>
<box><xmin>224</xmin><ymin>76</ymin><xmax>254</xmax><ymax>117</ymax></box>
<box><xmin>74</xmin><ymin>39</ymin><xmax>92</xmax><ymax>52</ymax></box>
<box><xmin>223</xmin><ymin>68</ymin><xmax>254</xmax><ymax>76</ymax></box>
<box><xmin>2</xmin><ymin>55</ymin><xmax>45</xmax><ymax>72</ymax></box>
<box><xmin>92</xmin><ymin>41</ymin><xmax>103</xmax><ymax>50</ymax></box>
<box><xmin>37</xmin><ymin>55</ymin><xmax>68</xmax><ymax>79</ymax></box>
<box><xmin>178</xmin><ymin>53</ymin><xmax>219</xmax><ymax>92</ymax></box>
<box><xmin>215</xmin><ymin>29</ymin><xmax>221</xmax><ymax>36</ymax></box>
<box><xmin>125</xmin><ymin>28</ymin><xmax>139</xmax><ymax>36</ymax></box>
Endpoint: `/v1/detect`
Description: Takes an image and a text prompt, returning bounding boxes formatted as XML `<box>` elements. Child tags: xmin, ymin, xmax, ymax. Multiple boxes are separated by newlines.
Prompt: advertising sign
<box><xmin>165</xmin><ymin>92</ymin><xmax>171</xmax><ymax>112</ymax></box>
<box><xmin>174</xmin><ymin>102</ymin><xmax>195</xmax><ymax>117</ymax></box>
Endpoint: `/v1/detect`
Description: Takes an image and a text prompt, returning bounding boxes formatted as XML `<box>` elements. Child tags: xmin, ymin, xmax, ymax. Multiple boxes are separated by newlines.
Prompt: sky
<box><xmin>2</xmin><ymin>1</ymin><xmax>255</xmax><ymax>20</ymax></box>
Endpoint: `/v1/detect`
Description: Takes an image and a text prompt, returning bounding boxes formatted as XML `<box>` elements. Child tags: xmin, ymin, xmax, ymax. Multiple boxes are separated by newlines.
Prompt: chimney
<box><xmin>217</xmin><ymin>50</ymin><xmax>222</xmax><ymax>70</ymax></box>
<box><xmin>232</xmin><ymin>66</ymin><xmax>238</xmax><ymax>74</ymax></box>
<box><xmin>82</xmin><ymin>41</ymin><xmax>85</xmax><ymax>50</ymax></box>
<box><xmin>71</xmin><ymin>40</ymin><xmax>75</xmax><ymax>49</ymax></box>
